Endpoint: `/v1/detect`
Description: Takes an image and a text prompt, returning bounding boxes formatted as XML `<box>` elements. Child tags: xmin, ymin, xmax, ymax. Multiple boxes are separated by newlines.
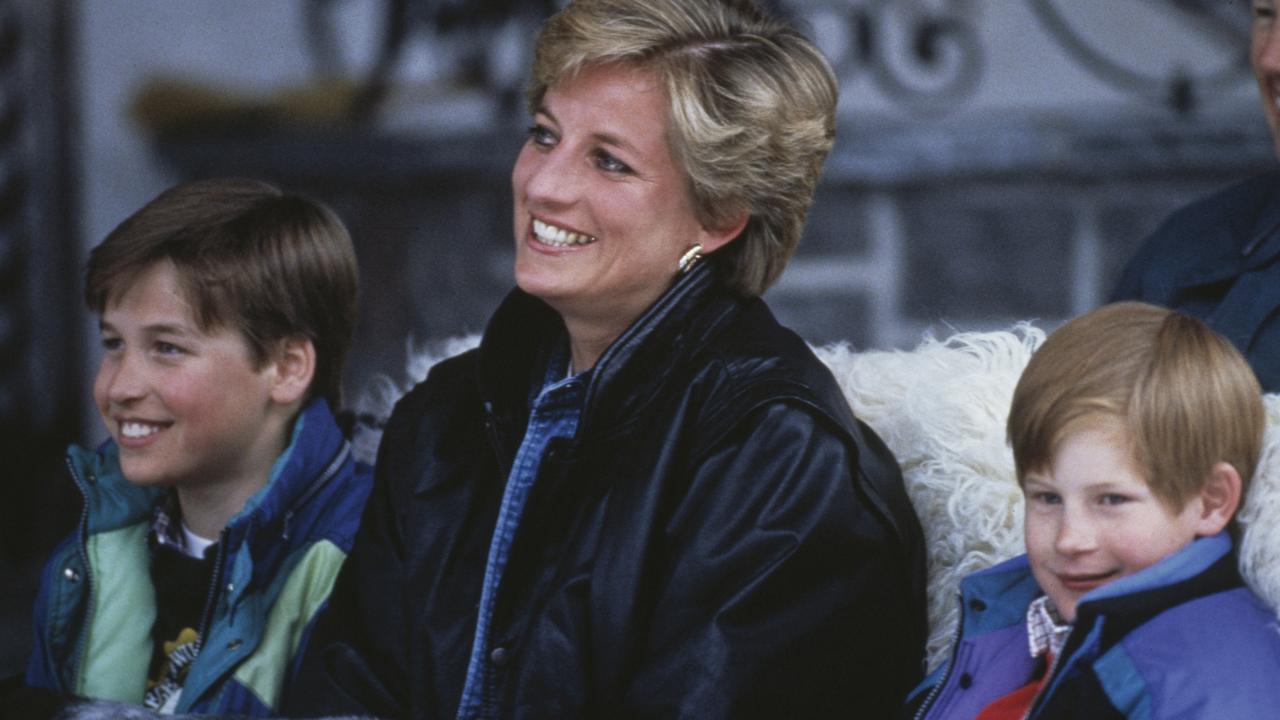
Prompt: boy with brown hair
<box><xmin>23</xmin><ymin>178</ymin><xmax>372</xmax><ymax>716</ymax></box>
<box><xmin>910</xmin><ymin>302</ymin><xmax>1280</xmax><ymax>719</ymax></box>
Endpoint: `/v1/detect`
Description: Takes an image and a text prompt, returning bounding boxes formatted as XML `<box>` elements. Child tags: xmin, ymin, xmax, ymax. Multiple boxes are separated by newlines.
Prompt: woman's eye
<box><xmin>100</xmin><ymin>337</ymin><xmax>123</xmax><ymax>352</ymax></box>
<box><xmin>1099</xmin><ymin>494</ymin><xmax>1130</xmax><ymax>506</ymax></box>
<box><xmin>526</xmin><ymin>124</ymin><xmax>556</xmax><ymax>148</ymax></box>
<box><xmin>594</xmin><ymin>150</ymin><xmax>632</xmax><ymax>174</ymax></box>
<box><xmin>155</xmin><ymin>341</ymin><xmax>185</xmax><ymax>356</ymax></box>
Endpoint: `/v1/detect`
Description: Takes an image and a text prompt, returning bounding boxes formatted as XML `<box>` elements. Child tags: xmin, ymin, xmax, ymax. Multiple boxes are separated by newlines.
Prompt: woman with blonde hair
<box><xmin>290</xmin><ymin>1</ymin><xmax>926</xmax><ymax>717</ymax></box>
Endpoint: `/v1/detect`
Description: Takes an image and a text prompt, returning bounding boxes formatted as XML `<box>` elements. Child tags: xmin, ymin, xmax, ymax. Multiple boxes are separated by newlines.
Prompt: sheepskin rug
<box><xmin>356</xmin><ymin>326</ymin><xmax>1280</xmax><ymax>674</ymax></box>
<box><xmin>1239</xmin><ymin>394</ymin><xmax>1280</xmax><ymax>624</ymax></box>
<box><xmin>816</xmin><ymin>327</ymin><xmax>1040</xmax><ymax>670</ymax></box>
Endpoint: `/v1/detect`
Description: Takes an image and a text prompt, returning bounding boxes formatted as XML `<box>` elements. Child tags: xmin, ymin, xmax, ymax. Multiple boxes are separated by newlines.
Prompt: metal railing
<box><xmin>298</xmin><ymin>0</ymin><xmax>1253</xmax><ymax>124</ymax></box>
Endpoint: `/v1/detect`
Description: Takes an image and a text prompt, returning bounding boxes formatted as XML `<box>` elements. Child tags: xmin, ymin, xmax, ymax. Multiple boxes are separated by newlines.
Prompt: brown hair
<box><xmin>528</xmin><ymin>0</ymin><xmax>838</xmax><ymax>296</ymax></box>
<box><xmin>1008</xmin><ymin>302</ymin><xmax>1264</xmax><ymax>513</ymax></box>
<box><xmin>85</xmin><ymin>177</ymin><xmax>359</xmax><ymax>407</ymax></box>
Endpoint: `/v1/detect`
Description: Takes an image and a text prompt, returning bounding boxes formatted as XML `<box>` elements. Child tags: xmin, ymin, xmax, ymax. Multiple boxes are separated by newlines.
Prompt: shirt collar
<box><xmin>1027</xmin><ymin>595</ymin><xmax>1071</xmax><ymax>659</ymax></box>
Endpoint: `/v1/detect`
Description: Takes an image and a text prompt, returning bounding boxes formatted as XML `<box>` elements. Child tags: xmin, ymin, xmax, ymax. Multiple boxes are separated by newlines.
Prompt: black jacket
<box><xmin>287</xmin><ymin>265</ymin><xmax>926</xmax><ymax>719</ymax></box>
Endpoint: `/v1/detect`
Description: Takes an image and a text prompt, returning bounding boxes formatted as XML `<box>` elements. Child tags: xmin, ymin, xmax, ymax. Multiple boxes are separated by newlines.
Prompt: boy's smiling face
<box><xmin>93</xmin><ymin>261</ymin><xmax>287</xmax><ymax>496</ymax></box>
<box><xmin>1023</xmin><ymin>422</ymin><xmax>1208</xmax><ymax>622</ymax></box>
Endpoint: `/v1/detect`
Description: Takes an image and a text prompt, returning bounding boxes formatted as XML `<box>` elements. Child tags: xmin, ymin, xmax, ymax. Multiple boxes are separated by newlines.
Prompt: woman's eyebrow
<box><xmin>590</xmin><ymin>130</ymin><xmax>640</xmax><ymax>156</ymax></box>
<box><xmin>537</xmin><ymin>104</ymin><xmax>641</xmax><ymax>156</ymax></box>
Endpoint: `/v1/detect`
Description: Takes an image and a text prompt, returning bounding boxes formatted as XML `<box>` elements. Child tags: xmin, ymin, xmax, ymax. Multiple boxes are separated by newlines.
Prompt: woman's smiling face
<box><xmin>511</xmin><ymin>62</ymin><xmax>735</xmax><ymax>337</ymax></box>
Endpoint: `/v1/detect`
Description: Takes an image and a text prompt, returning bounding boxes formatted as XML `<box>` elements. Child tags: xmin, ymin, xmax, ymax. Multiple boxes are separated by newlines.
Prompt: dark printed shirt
<box><xmin>144</xmin><ymin>495</ymin><xmax>217</xmax><ymax>712</ymax></box>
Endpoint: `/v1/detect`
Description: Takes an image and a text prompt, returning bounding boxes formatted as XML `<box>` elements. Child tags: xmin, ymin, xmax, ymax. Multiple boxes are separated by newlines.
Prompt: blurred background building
<box><xmin>0</xmin><ymin>0</ymin><xmax>1272</xmax><ymax>678</ymax></box>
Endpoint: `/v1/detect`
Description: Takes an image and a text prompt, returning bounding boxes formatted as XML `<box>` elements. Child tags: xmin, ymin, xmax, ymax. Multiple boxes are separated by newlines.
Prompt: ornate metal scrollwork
<box><xmin>303</xmin><ymin>0</ymin><xmax>560</xmax><ymax>124</ymax></box>
<box><xmin>1028</xmin><ymin>0</ymin><xmax>1251</xmax><ymax>114</ymax></box>
<box><xmin>301</xmin><ymin>0</ymin><xmax>1250</xmax><ymax>120</ymax></box>
<box><xmin>302</xmin><ymin>0</ymin><xmax>985</xmax><ymax>120</ymax></box>
<box><xmin>786</xmin><ymin>0</ymin><xmax>984</xmax><ymax>112</ymax></box>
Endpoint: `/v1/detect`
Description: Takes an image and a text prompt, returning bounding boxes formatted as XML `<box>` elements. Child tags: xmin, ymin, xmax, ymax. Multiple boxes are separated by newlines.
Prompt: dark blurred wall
<box><xmin>0</xmin><ymin>0</ymin><xmax>82</xmax><ymax>678</ymax></box>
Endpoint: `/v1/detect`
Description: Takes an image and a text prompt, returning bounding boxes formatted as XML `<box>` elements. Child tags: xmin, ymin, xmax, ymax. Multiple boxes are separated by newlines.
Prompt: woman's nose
<box><xmin>520</xmin><ymin>146</ymin><xmax>581</xmax><ymax>207</ymax></box>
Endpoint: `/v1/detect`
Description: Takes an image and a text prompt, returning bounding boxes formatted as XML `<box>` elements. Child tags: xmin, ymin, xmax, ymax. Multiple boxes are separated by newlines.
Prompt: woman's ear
<box><xmin>696</xmin><ymin>206</ymin><xmax>750</xmax><ymax>255</ymax></box>
<box><xmin>269</xmin><ymin>335</ymin><xmax>316</xmax><ymax>407</ymax></box>
<box><xmin>1194</xmin><ymin>461</ymin><xmax>1243</xmax><ymax>536</ymax></box>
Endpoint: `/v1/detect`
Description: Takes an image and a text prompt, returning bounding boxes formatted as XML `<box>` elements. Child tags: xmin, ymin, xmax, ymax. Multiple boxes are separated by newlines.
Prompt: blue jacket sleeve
<box><xmin>25</xmin><ymin>536</ymin><xmax>77</xmax><ymax>692</ymax></box>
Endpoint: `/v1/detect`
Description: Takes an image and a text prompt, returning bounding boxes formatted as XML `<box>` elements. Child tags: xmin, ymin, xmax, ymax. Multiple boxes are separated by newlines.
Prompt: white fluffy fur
<box><xmin>373</xmin><ymin>325</ymin><xmax>1280</xmax><ymax>674</ymax></box>
<box><xmin>1238</xmin><ymin>395</ymin><xmax>1280</xmax><ymax>617</ymax></box>
<box><xmin>816</xmin><ymin>327</ymin><xmax>1043</xmax><ymax>670</ymax></box>
<box><xmin>349</xmin><ymin>334</ymin><xmax>481</xmax><ymax>464</ymax></box>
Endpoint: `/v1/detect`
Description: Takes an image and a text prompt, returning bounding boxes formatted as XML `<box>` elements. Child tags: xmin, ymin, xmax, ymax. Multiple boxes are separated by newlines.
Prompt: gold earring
<box><xmin>678</xmin><ymin>243</ymin><xmax>703</xmax><ymax>274</ymax></box>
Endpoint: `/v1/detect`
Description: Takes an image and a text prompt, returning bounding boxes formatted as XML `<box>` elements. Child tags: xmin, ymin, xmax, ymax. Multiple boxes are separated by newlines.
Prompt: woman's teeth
<box><xmin>533</xmin><ymin>219</ymin><xmax>597</xmax><ymax>247</ymax></box>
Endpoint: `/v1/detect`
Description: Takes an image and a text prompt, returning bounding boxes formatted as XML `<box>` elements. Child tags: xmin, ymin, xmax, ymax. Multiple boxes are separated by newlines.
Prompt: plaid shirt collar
<box><xmin>1026</xmin><ymin>595</ymin><xmax>1071</xmax><ymax>659</ymax></box>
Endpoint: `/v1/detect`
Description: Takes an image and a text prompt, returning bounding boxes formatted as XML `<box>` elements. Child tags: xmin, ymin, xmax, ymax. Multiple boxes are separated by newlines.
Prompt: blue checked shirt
<box><xmin>456</xmin><ymin>348</ymin><xmax>586</xmax><ymax>720</ymax></box>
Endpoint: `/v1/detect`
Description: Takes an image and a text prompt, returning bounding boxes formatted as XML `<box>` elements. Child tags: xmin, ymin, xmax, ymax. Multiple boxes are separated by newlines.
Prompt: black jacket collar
<box><xmin>477</xmin><ymin>263</ymin><xmax>733</xmax><ymax>440</ymax></box>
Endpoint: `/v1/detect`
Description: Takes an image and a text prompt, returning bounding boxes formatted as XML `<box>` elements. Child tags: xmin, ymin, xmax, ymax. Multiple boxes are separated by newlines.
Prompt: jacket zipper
<box><xmin>65</xmin><ymin>457</ymin><xmax>95</xmax><ymax>694</ymax></box>
<box><xmin>181</xmin><ymin>526</ymin><xmax>229</xmax><ymax>709</ymax></box>
<box><xmin>175</xmin><ymin>441</ymin><xmax>352</xmax><ymax>708</ymax></box>
<box><xmin>195</xmin><ymin>532</ymin><xmax>228</xmax><ymax>641</ymax></box>
<box><xmin>1018</xmin><ymin>655</ymin><xmax>1060</xmax><ymax>720</ymax></box>
<box><xmin>1019</xmin><ymin>625</ymin><xmax>1074</xmax><ymax>720</ymax></box>
<box><xmin>282</xmin><ymin>441</ymin><xmax>351</xmax><ymax>541</ymax></box>
<box><xmin>196</xmin><ymin>441</ymin><xmax>349</xmax><ymax>644</ymax></box>
<box><xmin>913</xmin><ymin>598</ymin><xmax>967</xmax><ymax>720</ymax></box>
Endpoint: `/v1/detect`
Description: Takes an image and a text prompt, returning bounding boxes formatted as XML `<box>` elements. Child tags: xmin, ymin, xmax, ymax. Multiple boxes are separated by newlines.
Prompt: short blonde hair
<box><xmin>1008</xmin><ymin>302</ymin><xmax>1264</xmax><ymax>512</ymax></box>
<box><xmin>529</xmin><ymin>0</ymin><xmax>837</xmax><ymax>296</ymax></box>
